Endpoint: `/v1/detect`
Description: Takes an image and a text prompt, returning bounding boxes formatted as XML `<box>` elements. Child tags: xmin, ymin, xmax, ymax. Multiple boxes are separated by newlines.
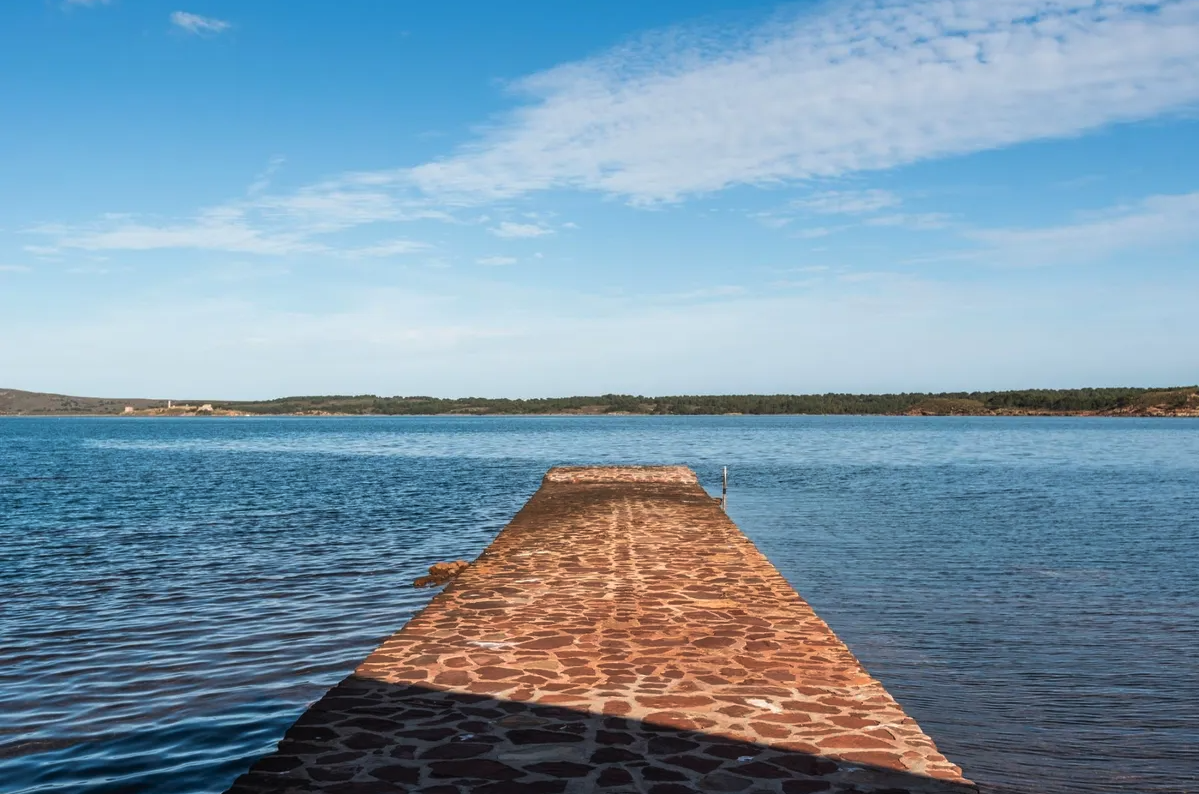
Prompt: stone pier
<box><xmin>227</xmin><ymin>466</ymin><xmax>974</xmax><ymax>794</ymax></box>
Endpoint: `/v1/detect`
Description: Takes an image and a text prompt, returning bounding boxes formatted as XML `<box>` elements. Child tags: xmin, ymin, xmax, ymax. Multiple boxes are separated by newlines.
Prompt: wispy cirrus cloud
<box><xmin>765</xmin><ymin>189</ymin><xmax>1199</xmax><ymax>261</ymax></box>
<box><xmin>476</xmin><ymin>256</ymin><xmax>518</xmax><ymax>266</ymax></box>
<box><xmin>663</xmin><ymin>285</ymin><xmax>748</xmax><ymax>302</ymax></box>
<box><xmin>866</xmin><ymin>212</ymin><xmax>954</xmax><ymax>231</ymax></box>
<box><xmin>170</xmin><ymin>11</ymin><xmax>231</xmax><ymax>35</ymax></box>
<box><xmin>489</xmin><ymin>221</ymin><xmax>552</xmax><ymax>238</ymax></box>
<box><xmin>254</xmin><ymin>187</ymin><xmax>418</xmax><ymax>233</ymax></box>
<box><xmin>27</xmin><ymin>174</ymin><xmax>450</xmax><ymax>257</ymax></box>
<box><xmin>790</xmin><ymin>226</ymin><xmax>841</xmax><ymax>239</ymax></box>
<box><xmin>247</xmin><ymin>156</ymin><xmax>286</xmax><ymax>196</ymax></box>
<box><xmin>399</xmin><ymin>0</ymin><xmax>1199</xmax><ymax>205</ymax></box>
<box><xmin>757</xmin><ymin>188</ymin><xmax>911</xmax><ymax>232</ymax></box>
<box><xmin>973</xmin><ymin>191</ymin><xmax>1199</xmax><ymax>264</ymax></box>
<box><xmin>0</xmin><ymin>265</ymin><xmax>31</xmax><ymax>273</ymax></box>
<box><xmin>31</xmin><ymin>208</ymin><xmax>318</xmax><ymax>256</ymax></box>
<box><xmin>346</xmin><ymin>239</ymin><xmax>431</xmax><ymax>258</ymax></box>
<box><xmin>755</xmin><ymin>189</ymin><xmax>909</xmax><ymax>232</ymax></box>
<box><xmin>792</xmin><ymin>190</ymin><xmax>901</xmax><ymax>215</ymax></box>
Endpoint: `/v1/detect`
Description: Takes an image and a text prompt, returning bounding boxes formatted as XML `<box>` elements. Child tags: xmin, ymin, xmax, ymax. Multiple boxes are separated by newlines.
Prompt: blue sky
<box><xmin>1</xmin><ymin>0</ymin><xmax>1197</xmax><ymax>399</ymax></box>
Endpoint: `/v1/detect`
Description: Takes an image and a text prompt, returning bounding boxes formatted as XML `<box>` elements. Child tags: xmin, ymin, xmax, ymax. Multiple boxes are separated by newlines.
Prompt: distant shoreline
<box><xmin>2</xmin><ymin>410</ymin><xmax>1197</xmax><ymax>419</ymax></box>
<box><xmin>3</xmin><ymin>386</ymin><xmax>1197</xmax><ymax>418</ymax></box>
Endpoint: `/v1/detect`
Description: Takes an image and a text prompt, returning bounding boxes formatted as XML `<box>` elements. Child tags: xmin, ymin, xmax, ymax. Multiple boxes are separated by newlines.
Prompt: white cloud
<box><xmin>752</xmin><ymin>214</ymin><xmax>792</xmax><ymax>229</ymax></box>
<box><xmin>866</xmin><ymin>212</ymin><xmax>953</xmax><ymax>230</ymax></box>
<box><xmin>757</xmin><ymin>190</ymin><xmax>953</xmax><ymax>234</ymax></box>
<box><xmin>402</xmin><ymin>0</ymin><xmax>1199</xmax><ymax>204</ymax></box>
<box><xmin>347</xmin><ymin>239</ymin><xmax>431</xmax><ymax>257</ymax></box>
<box><xmin>0</xmin><ymin>265</ymin><xmax>31</xmax><ymax>273</ymax></box>
<box><xmin>663</xmin><ymin>285</ymin><xmax>747</xmax><ymax>301</ymax></box>
<box><xmin>793</xmin><ymin>190</ymin><xmax>901</xmax><ymax>215</ymax></box>
<box><xmin>476</xmin><ymin>256</ymin><xmax>518</xmax><ymax>266</ymax></box>
<box><xmin>40</xmin><ymin>207</ymin><xmax>320</xmax><ymax>256</ymax></box>
<box><xmin>755</xmin><ymin>189</ymin><xmax>901</xmax><ymax>229</ymax></box>
<box><xmin>770</xmin><ymin>278</ymin><xmax>823</xmax><ymax>289</ymax></box>
<box><xmin>28</xmin><ymin>175</ymin><xmax>454</xmax><ymax>257</ymax></box>
<box><xmin>791</xmin><ymin>226</ymin><xmax>840</xmax><ymax>239</ymax></box>
<box><xmin>973</xmin><ymin>192</ymin><xmax>1199</xmax><ymax>263</ymax></box>
<box><xmin>253</xmin><ymin>183</ymin><xmax>425</xmax><ymax>232</ymax></box>
<box><xmin>839</xmin><ymin>271</ymin><xmax>901</xmax><ymax>283</ymax></box>
<box><xmin>65</xmin><ymin>0</ymin><xmax>111</xmax><ymax>6</ymax></box>
<box><xmin>170</xmin><ymin>11</ymin><xmax>231</xmax><ymax>35</ymax></box>
<box><xmin>247</xmin><ymin>156</ymin><xmax>285</xmax><ymax>196</ymax></box>
<box><xmin>489</xmin><ymin>221</ymin><xmax>552</xmax><ymax>238</ymax></box>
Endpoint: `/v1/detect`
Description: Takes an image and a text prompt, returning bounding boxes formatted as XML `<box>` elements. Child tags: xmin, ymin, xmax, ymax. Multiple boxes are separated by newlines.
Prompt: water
<box><xmin>1</xmin><ymin>416</ymin><xmax>1196</xmax><ymax>794</ymax></box>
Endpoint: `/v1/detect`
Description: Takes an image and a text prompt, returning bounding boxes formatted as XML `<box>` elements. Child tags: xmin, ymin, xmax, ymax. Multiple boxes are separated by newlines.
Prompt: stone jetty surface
<box><xmin>227</xmin><ymin>466</ymin><xmax>974</xmax><ymax>794</ymax></box>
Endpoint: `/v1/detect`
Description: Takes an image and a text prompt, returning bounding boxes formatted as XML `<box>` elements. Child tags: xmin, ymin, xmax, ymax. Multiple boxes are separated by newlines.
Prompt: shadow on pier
<box><xmin>225</xmin><ymin>676</ymin><xmax>978</xmax><ymax>794</ymax></box>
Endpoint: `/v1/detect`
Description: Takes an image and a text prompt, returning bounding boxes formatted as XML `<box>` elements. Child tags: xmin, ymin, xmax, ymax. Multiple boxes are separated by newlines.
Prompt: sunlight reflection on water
<box><xmin>2</xmin><ymin>416</ymin><xmax>1197</xmax><ymax>794</ymax></box>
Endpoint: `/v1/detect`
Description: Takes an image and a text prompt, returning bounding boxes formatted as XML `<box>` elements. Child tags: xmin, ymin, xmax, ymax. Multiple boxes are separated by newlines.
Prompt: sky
<box><xmin>1</xmin><ymin>0</ymin><xmax>1197</xmax><ymax>399</ymax></box>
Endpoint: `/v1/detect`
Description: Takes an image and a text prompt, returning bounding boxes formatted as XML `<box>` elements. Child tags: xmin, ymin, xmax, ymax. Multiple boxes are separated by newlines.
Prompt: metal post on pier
<box><xmin>722</xmin><ymin>466</ymin><xmax>728</xmax><ymax>511</ymax></box>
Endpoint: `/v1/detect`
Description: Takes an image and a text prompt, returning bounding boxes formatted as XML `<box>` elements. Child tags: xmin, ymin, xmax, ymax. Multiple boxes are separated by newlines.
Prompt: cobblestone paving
<box><xmin>227</xmin><ymin>466</ymin><xmax>975</xmax><ymax>794</ymax></box>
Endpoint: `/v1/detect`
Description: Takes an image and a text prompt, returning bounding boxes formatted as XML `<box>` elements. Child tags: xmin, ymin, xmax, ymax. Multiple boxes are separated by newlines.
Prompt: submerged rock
<box><xmin>413</xmin><ymin>559</ymin><xmax>470</xmax><ymax>588</ymax></box>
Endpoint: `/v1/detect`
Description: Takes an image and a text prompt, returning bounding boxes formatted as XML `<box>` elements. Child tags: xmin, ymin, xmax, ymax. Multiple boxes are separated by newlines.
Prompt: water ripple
<box><xmin>2</xmin><ymin>416</ymin><xmax>1197</xmax><ymax>794</ymax></box>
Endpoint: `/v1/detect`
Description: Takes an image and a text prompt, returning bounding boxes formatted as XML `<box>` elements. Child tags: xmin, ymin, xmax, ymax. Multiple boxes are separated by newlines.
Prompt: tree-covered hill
<box><xmin>4</xmin><ymin>386</ymin><xmax>1195</xmax><ymax>416</ymax></box>
<box><xmin>211</xmin><ymin>386</ymin><xmax>1199</xmax><ymax>416</ymax></box>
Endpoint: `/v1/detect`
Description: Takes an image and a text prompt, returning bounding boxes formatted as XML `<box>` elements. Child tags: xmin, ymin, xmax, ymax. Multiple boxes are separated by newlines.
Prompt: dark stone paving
<box><xmin>226</xmin><ymin>466</ymin><xmax>975</xmax><ymax>794</ymax></box>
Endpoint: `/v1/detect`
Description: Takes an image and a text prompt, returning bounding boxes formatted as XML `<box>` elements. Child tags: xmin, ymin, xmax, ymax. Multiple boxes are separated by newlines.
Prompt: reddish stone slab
<box><xmin>227</xmin><ymin>466</ymin><xmax>975</xmax><ymax>794</ymax></box>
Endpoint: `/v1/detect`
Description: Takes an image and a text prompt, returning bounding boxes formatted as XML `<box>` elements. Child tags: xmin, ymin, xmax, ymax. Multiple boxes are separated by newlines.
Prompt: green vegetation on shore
<box><xmin>211</xmin><ymin>386</ymin><xmax>1198</xmax><ymax>416</ymax></box>
<box><xmin>3</xmin><ymin>386</ymin><xmax>1196</xmax><ymax>417</ymax></box>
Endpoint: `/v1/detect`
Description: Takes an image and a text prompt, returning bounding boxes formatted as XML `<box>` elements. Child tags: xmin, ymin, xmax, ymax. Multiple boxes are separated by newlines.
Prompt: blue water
<box><xmin>1</xmin><ymin>416</ymin><xmax>1196</xmax><ymax>794</ymax></box>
